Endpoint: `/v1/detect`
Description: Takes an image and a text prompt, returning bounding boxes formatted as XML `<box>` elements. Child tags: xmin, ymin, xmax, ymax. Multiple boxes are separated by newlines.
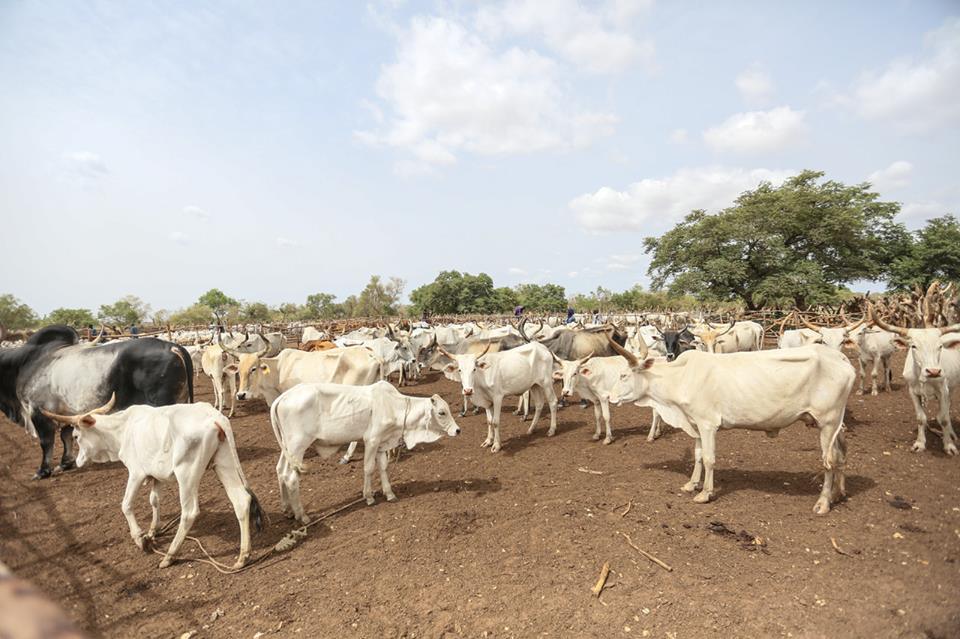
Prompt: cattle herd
<box><xmin>1</xmin><ymin>282</ymin><xmax>959</xmax><ymax>575</ymax></box>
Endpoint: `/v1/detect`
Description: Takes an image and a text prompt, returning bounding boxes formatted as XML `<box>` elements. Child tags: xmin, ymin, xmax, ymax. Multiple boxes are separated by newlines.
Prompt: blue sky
<box><xmin>2</xmin><ymin>0</ymin><xmax>958</xmax><ymax>314</ymax></box>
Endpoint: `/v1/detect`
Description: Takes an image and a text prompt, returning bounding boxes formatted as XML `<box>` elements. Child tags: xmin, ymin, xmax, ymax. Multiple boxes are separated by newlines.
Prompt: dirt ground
<box><xmin>1</xmin><ymin>347</ymin><xmax>959</xmax><ymax>639</ymax></box>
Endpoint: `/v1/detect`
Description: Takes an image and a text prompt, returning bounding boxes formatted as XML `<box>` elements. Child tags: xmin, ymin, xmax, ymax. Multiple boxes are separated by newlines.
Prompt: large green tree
<box><xmin>888</xmin><ymin>214</ymin><xmax>960</xmax><ymax>290</ymax></box>
<box><xmin>409</xmin><ymin>271</ymin><xmax>518</xmax><ymax>314</ymax></box>
<box><xmin>0</xmin><ymin>294</ymin><xmax>37</xmax><ymax>330</ymax></box>
<box><xmin>644</xmin><ymin>170</ymin><xmax>910</xmax><ymax>309</ymax></box>
<box><xmin>170</xmin><ymin>303</ymin><xmax>215</xmax><ymax>326</ymax></box>
<box><xmin>353</xmin><ymin>275</ymin><xmax>405</xmax><ymax>317</ymax></box>
<box><xmin>98</xmin><ymin>295</ymin><xmax>150</xmax><ymax>326</ymax></box>
<box><xmin>301</xmin><ymin>293</ymin><xmax>342</xmax><ymax>320</ymax></box>
<box><xmin>197</xmin><ymin>289</ymin><xmax>239</xmax><ymax>315</ymax></box>
<box><xmin>46</xmin><ymin>307</ymin><xmax>96</xmax><ymax>328</ymax></box>
<box><xmin>515</xmin><ymin>283</ymin><xmax>567</xmax><ymax>312</ymax></box>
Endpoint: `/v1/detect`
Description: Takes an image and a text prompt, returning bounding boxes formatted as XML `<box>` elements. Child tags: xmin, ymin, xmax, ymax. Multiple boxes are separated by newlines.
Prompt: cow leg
<box><xmin>545</xmin><ymin>384</ymin><xmax>558</xmax><ymax>437</ymax></box>
<box><xmin>211</xmin><ymin>375</ymin><xmax>223</xmax><ymax>412</ymax></box>
<box><xmin>855</xmin><ymin>357</ymin><xmax>866</xmax><ymax>395</ymax></box>
<box><xmin>33</xmin><ymin>417</ymin><xmax>57</xmax><ymax>480</ymax></box>
<box><xmin>591</xmin><ymin>402</ymin><xmax>603</xmax><ymax>441</ymax></box>
<box><xmin>159</xmin><ymin>471</ymin><xmax>203</xmax><ymax>568</ymax></box>
<box><xmin>226</xmin><ymin>373</ymin><xmax>237</xmax><ymax>418</ymax></box>
<box><xmin>460</xmin><ymin>393</ymin><xmax>470</xmax><ymax>418</ymax></box>
<box><xmin>377</xmin><ymin>451</ymin><xmax>397</xmax><ymax>502</ymax></box>
<box><xmin>883</xmin><ymin>356</ymin><xmax>893</xmax><ymax>391</ymax></box>
<box><xmin>213</xmin><ymin>458</ymin><xmax>253</xmax><ymax>568</ymax></box>
<box><xmin>682</xmin><ymin>437</ymin><xmax>703</xmax><ymax>493</ymax></box>
<box><xmin>57</xmin><ymin>425</ymin><xmax>76</xmax><ymax>472</ymax></box>
<box><xmin>481</xmin><ymin>408</ymin><xmax>494</xmax><ymax>448</ymax></box>
<box><xmin>647</xmin><ymin>410</ymin><xmax>662</xmax><ymax>442</ymax></box>
<box><xmin>362</xmin><ymin>443</ymin><xmax>379</xmax><ymax>504</ymax></box>
<box><xmin>526</xmin><ymin>387</ymin><xmax>544</xmax><ymax>435</ymax></box>
<box><xmin>908</xmin><ymin>386</ymin><xmax>928</xmax><ymax>452</ymax></box>
<box><xmin>870</xmin><ymin>357</ymin><xmax>881</xmax><ymax>396</ymax></box>
<box><xmin>277</xmin><ymin>447</ymin><xmax>309</xmax><ymax>523</ymax></box>
<box><xmin>600</xmin><ymin>398</ymin><xmax>613</xmax><ymax>444</ymax></box>
<box><xmin>339</xmin><ymin>441</ymin><xmax>358</xmax><ymax>465</ymax></box>
<box><xmin>693</xmin><ymin>429</ymin><xmax>717</xmax><ymax>503</ymax></box>
<box><xmin>490</xmin><ymin>397</ymin><xmax>504</xmax><ymax>453</ymax></box>
<box><xmin>935</xmin><ymin>391</ymin><xmax>958</xmax><ymax>456</ymax></box>
<box><xmin>121</xmin><ymin>472</ymin><xmax>148</xmax><ymax>549</ymax></box>
<box><xmin>146</xmin><ymin>479</ymin><xmax>161</xmax><ymax>542</ymax></box>
<box><xmin>813</xmin><ymin>421</ymin><xmax>845</xmax><ymax>515</ymax></box>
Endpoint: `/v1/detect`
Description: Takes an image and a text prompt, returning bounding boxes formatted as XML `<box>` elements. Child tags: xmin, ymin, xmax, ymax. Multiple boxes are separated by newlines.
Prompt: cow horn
<box><xmin>550</xmin><ymin>351</ymin><xmax>564</xmax><ymax>365</ymax></box>
<box><xmin>518</xmin><ymin>317</ymin><xmax>531</xmax><ymax>343</ymax></box>
<box><xmin>868</xmin><ymin>302</ymin><xmax>909</xmax><ymax>337</ymax></box>
<box><xmin>534</xmin><ymin>319</ymin><xmax>544</xmax><ymax>338</ymax></box>
<box><xmin>438</xmin><ymin>345</ymin><xmax>456</xmax><ymax>360</ymax></box>
<box><xmin>40</xmin><ymin>393</ymin><xmax>116</xmax><ymax>425</ymax></box>
<box><xmin>939</xmin><ymin>323</ymin><xmax>960</xmax><ymax>335</ymax></box>
<box><xmin>607</xmin><ymin>332</ymin><xmax>641</xmax><ymax>366</ymax></box>
<box><xmin>256</xmin><ymin>333</ymin><xmax>270</xmax><ymax>357</ymax></box>
<box><xmin>778</xmin><ymin>311</ymin><xmax>793</xmax><ymax>338</ymax></box>
<box><xmin>475</xmin><ymin>341</ymin><xmax>492</xmax><ymax>360</ymax></box>
<box><xmin>797</xmin><ymin>311</ymin><xmax>822</xmax><ymax>334</ymax></box>
<box><xmin>717</xmin><ymin>319</ymin><xmax>736</xmax><ymax>337</ymax></box>
<box><xmin>580</xmin><ymin>351</ymin><xmax>596</xmax><ymax>366</ymax></box>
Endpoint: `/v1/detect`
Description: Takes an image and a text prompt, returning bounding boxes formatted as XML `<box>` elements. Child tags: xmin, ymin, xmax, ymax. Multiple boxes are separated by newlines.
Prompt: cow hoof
<box><xmin>133</xmin><ymin>537</ymin><xmax>145</xmax><ymax>551</ymax></box>
<box><xmin>946</xmin><ymin>443</ymin><xmax>958</xmax><ymax>456</ymax></box>
<box><xmin>870</xmin><ymin>390</ymin><xmax>878</xmax><ymax>397</ymax></box>
<box><xmin>680</xmin><ymin>481</ymin><xmax>700</xmax><ymax>493</ymax></box>
<box><xmin>490</xmin><ymin>443</ymin><xmax>501</xmax><ymax>453</ymax></box>
<box><xmin>459</xmin><ymin>411</ymin><xmax>467</xmax><ymax>418</ymax></box>
<box><xmin>57</xmin><ymin>460</ymin><xmax>76</xmax><ymax>472</ymax></box>
<box><xmin>299</xmin><ymin>514</ymin><xmax>311</xmax><ymax>525</ymax></box>
<box><xmin>592</xmin><ymin>434</ymin><xmax>601</xmax><ymax>441</ymax></box>
<box><xmin>603</xmin><ymin>438</ymin><xmax>614</xmax><ymax>445</ymax></box>
<box><xmin>855</xmin><ymin>389</ymin><xmax>863</xmax><ymax>396</ymax></box>
<box><xmin>812</xmin><ymin>498</ymin><xmax>831</xmax><ymax>515</ymax></box>
<box><xmin>385</xmin><ymin>493</ymin><xmax>397</xmax><ymax>502</ymax></box>
<box><xmin>546</xmin><ymin>429</ymin><xmax>556</xmax><ymax>437</ymax></box>
<box><xmin>693</xmin><ymin>491</ymin><xmax>713</xmax><ymax>504</ymax></box>
<box><xmin>365</xmin><ymin>496</ymin><xmax>376</xmax><ymax>506</ymax></box>
<box><xmin>337</xmin><ymin>457</ymin><xmax>350</xmax><ymax>465</ymax></box>
<box><xmin>473</xmin><ymin>407</ymin><xmax>482</xmax><ymax>415</ymax></box>
<box><xmin>910</xmin><ymin>441</ymin><xmax>926</xmax><ymax>453</ymax></box>
<box><xmin>32</xmin><ymin>469</ymin><xmax>52</xmax><ymax>480</ymax></box>
<box><xmin>480</xmin><ymin>439</ymin><xmax>492</xmax><ymax>448</ymax></box>
<box><xmin>159</xmin><ymin>557</ymin><xmax>173</xmax><ymax>569</ymax></box>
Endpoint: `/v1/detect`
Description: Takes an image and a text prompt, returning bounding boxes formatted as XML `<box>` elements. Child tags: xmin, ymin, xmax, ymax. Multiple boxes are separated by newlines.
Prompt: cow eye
<box><xmin>249</xmin><ymin>366</ymin><xmax>257</xmax><ymax>373</ymax></box>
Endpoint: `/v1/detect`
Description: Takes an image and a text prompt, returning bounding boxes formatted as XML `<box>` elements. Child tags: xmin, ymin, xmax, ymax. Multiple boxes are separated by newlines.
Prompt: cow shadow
<box><xmin>642</xmin><ymin>456</ymin><xmax>876</xmax><ymax>500</ymax></box>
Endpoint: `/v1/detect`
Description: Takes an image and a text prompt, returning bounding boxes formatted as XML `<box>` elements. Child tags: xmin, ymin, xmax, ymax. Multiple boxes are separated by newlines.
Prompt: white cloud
<box><xmin>168</xmin><ymin>231</ymin><xmax>189</xmax><ymax>245</ymax></box>
<box><xmin>867</xmin><ymin>160</ymin><xmax>913</xmax><ymax>191</ymax></box>
<box><xmin>669</xmin><ymin>128</ymin><xmax>688</xmax><ymax>144</ymax></box>
<box><xmin>703</xmin><ymin>106</ymin><xmax>806</xmax><ymax>153</ymax></box>
<box><xmin>477</xmin><ymin>0</ymin><xmax>655</xmax><ymax>74</ymax></box>
<box><xmin>604</xmin><ymin>254</ymin><xmax>641</xmax><ymax>270</ymax></box>
<box><xmin>571</xmin><ymin>166</ymin><xmax>796</xmax><ymax>232</ymax></box>
<box><xmin>183</xmin><ymin>205</ymin><xmax>209</xmax><ymax>220</ymax></box>
<box><xmin>735</xmin><ymin>66</ymin><xmax>774</xmax><ymax>106</ymax></box>
<box><xmin>567</xmin><ymin>271</ymin><xmax>579</xmax><ymax>278</ymax></box>
<box><xmin>60</xmin><ymin>151</ymin><xmax>108</xmax><ymax>184</ymax></box>
<box><xmin>843</xmin><ymin>18</ymin><xmax>960</xmax><ymax>131</ymax></box>
<box><xmin>508</xmin><ymin>266</ymin><xmax>528</xmax><ymax>275</ymax></box>
<box><xmin>901</xmin><ymin>201</ymin><xmax>947</xmax><ymax>220</ymax></box>
<box><xmin>275</xmin><ymin>236</ymin><xmax>301</xmax><ymax>247</ymax></box>
<box><xmin>359</xmin><ymin>14</ymin><xmax>617</xmax><ymax>169</ymax></box>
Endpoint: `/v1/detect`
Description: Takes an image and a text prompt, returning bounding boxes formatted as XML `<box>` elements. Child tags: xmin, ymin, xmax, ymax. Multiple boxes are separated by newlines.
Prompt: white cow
<box><xmin>40</xmin><ymin>397</ymin><xmax>262</xmax><ymax>569</ymax></box>
<box><xmin>777</xmin><ymin>311</ymin><xmax>821</xmax><ymax>349</ymax></box>
<box><xmin>231</xmin><ymin>345</ymin><xmax>382</xmax><ymax>406</ymax></box>
<box><xmin>201</xmin><ymin>342</ymin><xmax>240</xmax><ymax>417</ymax></box>
<box><xmin>301</xmin><ymin>326</ymin><xmax>327</xmax><ymax>343</ymax></box>
<box><xmin>692</xmin><ymin>321</ymin><xmax>763</xmax><ymax>353</ymax></box>
<box><xmin>855</xmin><ymin>326</ymin><xmax>897</xmax><ymax>396</ymax></box>
<box><xmin>440</xmin><ymin>342</ymin><xmax>558</xmax><ymax>453</ymax></box>
<box><xmin>871</xmin><ymin>306</ymin><xmax>960</xmax><ymax>455</ymax></box>
<box><xmin>552</xmin><ymin>353</ymin><xmax>664</xmax><ymax>444</ymax></box>
<box><xmin>270</xmin><ymin>381</ymin><xmax>461</xmax><ymax>522</ymax></box>
<box><xmin>797</xmin><ymin>312</ymin><xmax>865</xmax><ymax>351</ymax></box>
<box><xmin>608</xmin><ymin>337</ymin><xmax>855</xmax><ymax>514</ymax></box>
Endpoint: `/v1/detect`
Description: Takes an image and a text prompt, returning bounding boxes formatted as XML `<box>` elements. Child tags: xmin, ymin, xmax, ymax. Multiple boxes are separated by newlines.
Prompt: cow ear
<box><xmin>641</xmin><ymin>357</ymin><xmax>656</xmax><ymax>370</ymax></box>
<box><xmin>893</xmin><ymin>336</ymin><xmax>909</xmax><ymax>349</ymax></box>
<box><xmin>444</xmin><ymin>363</ymin><xmax>457</xmax><ymax>374</ymax></box>
<box><xmin>944</xmin><ymin>338</ymin><xmax>960</xmax><ymax>350</ymax></box>
<box><xmin>580</xmin><ymin>368</ymin><xmax>591</xmax><ymax>376</ymax></box>
<box><xmin>80</xmin><ymin>415</ymin><xmax>96</xmax><ymax>427</ymax></box>
<box><xmin>476</xmin><ymin>361</ymin><xmax>489</xmax><ymax>369</ymax></box>
<box><xmin>224</xmin><ymin>364</ymin><xmax>239</xmax><ymax>374</ymax></box>
<box><xmin>552</xmin><ymin>370</ymin><xmax>563</xmax><ymax>380</ymax></box>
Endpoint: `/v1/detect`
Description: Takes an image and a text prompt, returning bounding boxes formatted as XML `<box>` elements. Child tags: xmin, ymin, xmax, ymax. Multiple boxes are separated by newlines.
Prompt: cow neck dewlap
<box><xmin>87</xmin><ymin>413</ymin><xmax>126</xmax><ymax>454</ymax></box>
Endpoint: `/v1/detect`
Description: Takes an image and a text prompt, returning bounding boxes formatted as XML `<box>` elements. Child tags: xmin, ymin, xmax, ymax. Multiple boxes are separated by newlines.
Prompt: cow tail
<box><xmin>270</xmin><ymin>396</ymin><xmax>303</xmax><ymax>474</ymax></box>
<box><xmin>214</xmin><ymin>420</ymin><xmax>264</xmax><ymax>533</ymax></box>
<box><xmin>170</xmin><ymin>345</ymin><xmax>195</xmax><ymax>403</ymax></box>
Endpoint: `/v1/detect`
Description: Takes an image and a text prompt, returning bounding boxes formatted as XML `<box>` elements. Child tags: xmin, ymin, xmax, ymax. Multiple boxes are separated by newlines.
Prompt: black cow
<box><xmin>656</xmin><ymin>325</ymin><xmax>697</xmax><ymax>361</ymax></box>
<box><xmin>0</xmin><ymin>325</ymin><xmax>193</xmax><ymax>479</ymax></box>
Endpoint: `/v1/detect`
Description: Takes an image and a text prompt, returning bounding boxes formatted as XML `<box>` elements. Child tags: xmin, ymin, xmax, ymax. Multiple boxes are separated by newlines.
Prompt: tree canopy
<box><xmin>515</xmin><ymin>283</ymin><xmax>567</xmax><ymax>312</ymax></box>
<box><xmin>197</xmin><ymin>289</ymin><xmax>239</xmax><ymax>315</ymax></box>
<box><xmin>0</xmin><ymin>294</ymin><xmax>37</xmax><ymax>330</ymax></box>
<box><xmin>888</xmin><ymin>215</ymin><xmax>960</xmax><ymax>290</ymax></box>
<box><xmin>98</xmin><ymin>295</ymin><xmax>150</xmax><ymax>326</ymax></box>
<box><xmin>46</xmin><ymin>307</ymin><xmax>96</xmax><ymax>328</ymax></box>
<box><xmin>644</xmin><ymin>170</ymin><xmax>910</xmax><ymax>309</ymax></box>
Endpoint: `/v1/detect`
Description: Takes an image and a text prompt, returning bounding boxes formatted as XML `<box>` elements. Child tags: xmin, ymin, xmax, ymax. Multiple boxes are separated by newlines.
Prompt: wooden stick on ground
<box><xmin>591</xmin><ymin>562</ymin><xmax>611</xmax><ymax>597</ymax></box>
<box><xmin>830</xmin><ymin>537</ymin><xmax>852</xmax><ymax>556</ymax></box>
<box><xmin>620</xmin><ymin>501</ymin><xmax>632</xmax><ymax>517</ymax></box>
<box><xmin>577</xmin><ymin>467</ymin><xmax>604</xmax><ymax>475</ymax></box>
<box><xmin>619</xmin><ymin>531</ymin><xmax>673</xmax><ymax>572</ymax></box>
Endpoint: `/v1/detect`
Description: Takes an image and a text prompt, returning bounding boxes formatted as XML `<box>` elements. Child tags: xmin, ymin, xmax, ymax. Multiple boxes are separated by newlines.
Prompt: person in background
<box><xmin>514</xmin><ymin>305</ymin><xmax>525</xmax><ymax>318</ymax></box>
<box><xmin>566</xmin><ymin>306</ymin><xmax>576</xmax><ymax>324</ymax></box>
<box><xmin>592</xmin><ymin>309</ymin><xmax>600</xmax><ymax>324</ymax></box>
<box><xmin>129</xmin><ymin>323</ymin><xmax>139</xmax><ymax>338</ymax></box>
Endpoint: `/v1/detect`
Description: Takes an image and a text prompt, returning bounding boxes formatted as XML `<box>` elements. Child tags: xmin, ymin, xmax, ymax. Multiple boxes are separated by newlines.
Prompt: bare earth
<box><xmin>1</xmin><ymin>349</ymin><xmax>959</xmax><ymax>638</ymax></box>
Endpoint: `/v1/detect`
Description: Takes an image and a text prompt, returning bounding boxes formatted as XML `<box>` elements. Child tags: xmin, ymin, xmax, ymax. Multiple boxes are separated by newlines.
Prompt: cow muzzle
<box><xmin>463</xmin><ymin>388</ymin><xmax>473</xmax><ymax>396</ymax></box>
<box><xmin>449</xmin><ymin>426</ymin><xmax>461</xmax><ymax>436</ymax></box>
<box><xmin>562</xmin><ymin>390</ymin><xmax>573</xmax><ymax>397</ymax></box>
<box><xmin>236</xmin><ymin>391</ymin><xmax>248</xmax><ymax>400</ymax></box>
<box><xmin>925</xmin><ymin>368</ymin><xmax>942</xmax><ymax>378</ymax></box>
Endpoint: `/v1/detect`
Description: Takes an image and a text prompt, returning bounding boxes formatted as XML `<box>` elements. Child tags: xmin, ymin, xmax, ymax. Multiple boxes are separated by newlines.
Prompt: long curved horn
<box><xmin>438</xmin><ymin>345</ymin><xmax>456</xmax><ymax>360</ymax></box>
<box><xmin>40</xmin><ymin>393</ymin><xmax>116</xmax><ymax>425</ymax></box>
<box><xmin>940</xmin><ymin>323</ymin><xmax>960</xmax><ymax>335</ymax></box>
<box><xmin>475</xmin><ymin>341</ymin><xmax>492</xmax><ymax>360</ymax></box>
<box><xmin>518</xmin><ymin>317</ymin><xmax>531</xmax><ymax>343</ymax></box>
<box><xmin>717</xmin><ymin>319</ymin><xmax>736</xmax><ymax>337</ymax></box>
<box><xmin>797</xmin><ymin>311</ymin><xmax>822</xmax><ymax>334</ymax></box>
<box><xmin>778</xmin><ymin>311</ymin><xmax>793</xmax><ymax>338</ymax></box>
<box><xmin>255</xmin><ymin>332</ymin><xmax>270</xmax><ymax>357</ymax></box>
<box><xmin>607</xmin><ymin>332</ymin><xmax>641</xmax><ymax>366</ymax></box>
<box><xmin>534</xmin><ymin>319</ymin><xmax>544</xmax><ymax>338</ymax></box>
<box><xmin>579</xmin><ymin>351</ymin><xmax>596</xmax><ymax>366</ymax></box>
<box><xmin>869</xmin><ymin>302</ymin><xmax>909</xmax><ymax>337</ymax></box>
